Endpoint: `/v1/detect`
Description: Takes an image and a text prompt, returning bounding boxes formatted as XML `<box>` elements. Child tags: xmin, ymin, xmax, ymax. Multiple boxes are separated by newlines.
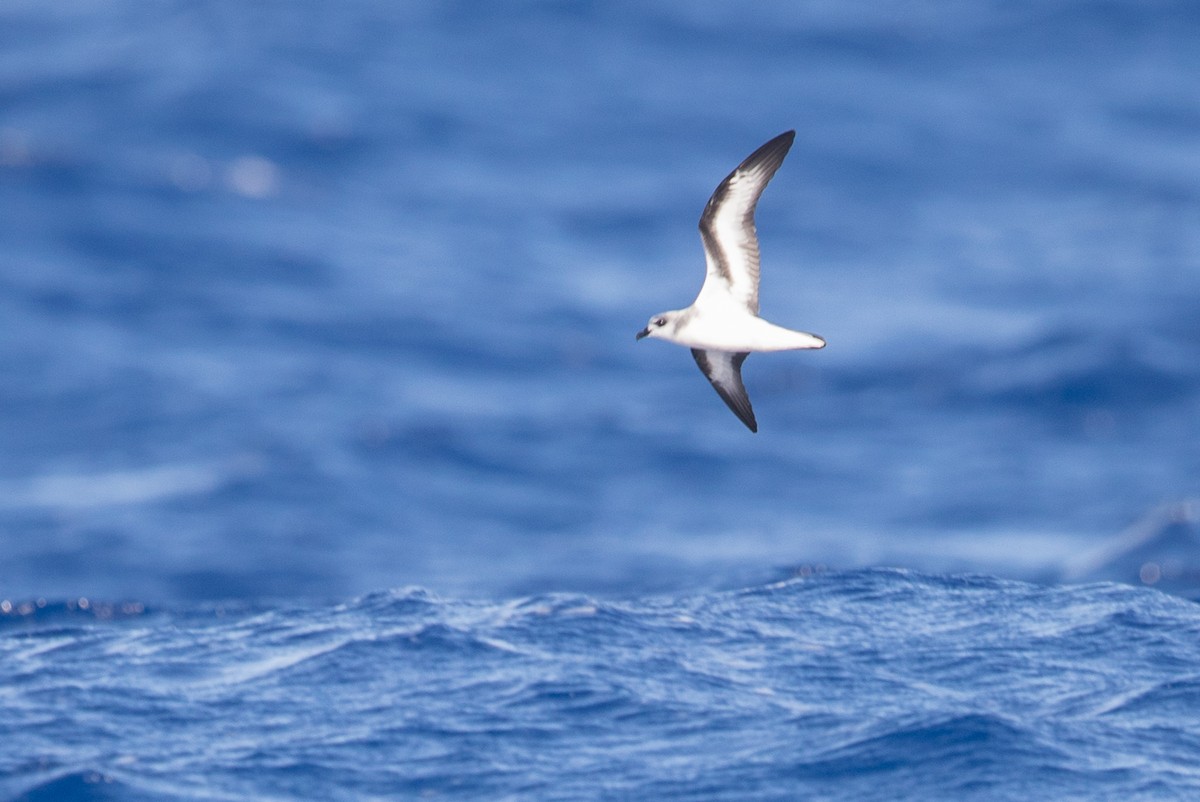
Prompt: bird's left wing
<box><xmin>696</xmin><ymin>130</ymin><xmax>795</xmax><ymax>316</ymax></box>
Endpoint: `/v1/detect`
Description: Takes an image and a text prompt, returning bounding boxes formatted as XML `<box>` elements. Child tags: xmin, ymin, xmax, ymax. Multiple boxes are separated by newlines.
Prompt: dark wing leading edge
<box><xmin>691</xmin><ymin>349</ymin><xmax>757</xmax><ymax>433</ymax></box>
<box><xmin>696</xmin><ymin>130</ymin><xmax>795</xmax><ymax>316</ymax></box>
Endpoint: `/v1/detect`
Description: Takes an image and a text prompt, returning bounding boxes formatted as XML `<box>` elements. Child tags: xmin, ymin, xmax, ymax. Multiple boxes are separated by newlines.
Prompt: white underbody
<box><xmin>665</xmin><ymin>306</ymin><xmax>825</xmax><ymax>352</ymax></box>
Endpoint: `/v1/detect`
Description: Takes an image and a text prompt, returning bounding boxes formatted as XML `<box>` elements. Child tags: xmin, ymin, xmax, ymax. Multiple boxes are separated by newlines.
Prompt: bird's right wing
<box><xmin>691</xmin><ymin>349</ymin><xmax>757</xmax><ymax>432</ymax></box>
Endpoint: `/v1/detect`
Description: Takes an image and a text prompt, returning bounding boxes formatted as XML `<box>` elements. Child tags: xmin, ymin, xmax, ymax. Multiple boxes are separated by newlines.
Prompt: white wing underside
<box><xmin>695</xmin><ymin>131</ymin><xmax>795</xmax><ymax>317</ymax></box>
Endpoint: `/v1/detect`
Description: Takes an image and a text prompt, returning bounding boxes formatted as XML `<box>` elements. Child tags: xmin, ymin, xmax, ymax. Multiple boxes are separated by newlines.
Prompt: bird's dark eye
<box><xmin>655</xmin><ymin>318</ymin><xmax>667</xmax><ymax>327</ymax></box>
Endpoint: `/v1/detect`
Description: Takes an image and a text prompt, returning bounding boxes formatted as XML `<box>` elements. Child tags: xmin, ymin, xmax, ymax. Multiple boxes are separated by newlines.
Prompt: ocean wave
<box><xmin>4</xmin><ymin>571</ymin><xmax>1200</xmax><ymax>800</ymax></box>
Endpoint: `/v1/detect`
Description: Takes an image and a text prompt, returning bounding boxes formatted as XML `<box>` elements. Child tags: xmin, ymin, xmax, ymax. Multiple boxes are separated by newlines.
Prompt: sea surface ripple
<box><xmin>5</xmin><ymin>570</ymin><xmax>1200</xmax><ymax>801</ymax></box>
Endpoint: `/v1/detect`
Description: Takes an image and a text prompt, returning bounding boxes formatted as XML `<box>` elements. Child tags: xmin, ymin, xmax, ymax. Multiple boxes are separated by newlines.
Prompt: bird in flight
<box><xmin>636</xmin><ymin>130</ymin><xmax>825</xmax><ymax>432</ymax></box>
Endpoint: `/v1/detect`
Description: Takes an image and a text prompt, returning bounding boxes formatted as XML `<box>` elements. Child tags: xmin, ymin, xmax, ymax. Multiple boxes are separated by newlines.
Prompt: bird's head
<box><xmin>636</xmin><ymin>311</ymin><xmax>682</xmax><ymax>341</ymax></box>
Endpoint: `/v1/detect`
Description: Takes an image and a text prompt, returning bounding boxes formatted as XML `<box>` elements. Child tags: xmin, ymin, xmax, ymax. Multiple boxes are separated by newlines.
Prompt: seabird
<box><xmin>636</xmin><ymin>130</ymin><xmax>825</xmax><ymax>432</ymax></box>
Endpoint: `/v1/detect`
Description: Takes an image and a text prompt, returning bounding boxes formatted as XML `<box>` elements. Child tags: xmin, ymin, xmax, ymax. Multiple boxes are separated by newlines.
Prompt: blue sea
<box><xmin>2</xmin><ymin>1</ymin><xmax>1200</xmax><ymax>799</ymax></box>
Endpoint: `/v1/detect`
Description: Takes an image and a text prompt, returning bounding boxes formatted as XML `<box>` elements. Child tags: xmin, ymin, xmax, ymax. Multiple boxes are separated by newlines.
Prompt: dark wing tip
<box><xmin>767</xmin><ymin>129</ymin><xmax>797</xmax><ymax>148</ymax></box>
<box><xmin>728</xmin><ymin>351</ymin><xmax>758</xmax><ymax>432</ymax></box>
<box><xmin>724</xmin><ymin>392</ymin><xmax>759</xmax><ymax>432</ymax></box>
<box><xmin>700</xmin><ymin>130</ymin><xmax>797</xmax><ymax>230</ymax></box>
<box><xmin>739</xmin><ymin>130</ymin><xmax>795</xmax><ymax>173</ymax></box>
<box><xmin>692</xmin><ymin>350</ymin><xmax>759</xmax><ymax>433</ymax></box>
<box><xmin>735</xmin><ymin>402</ymin><xmax>758</xmax><ymax>432</ymax></box>
<box><xmin>729</xmin><ymin>408</ymin><xmax>758</xmax><ymax>432</ymax></box>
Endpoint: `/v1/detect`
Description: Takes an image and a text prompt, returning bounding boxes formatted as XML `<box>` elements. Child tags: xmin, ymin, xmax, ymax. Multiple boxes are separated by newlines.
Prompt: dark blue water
<box><xmin>3</xmin><ymin>1</ymin><xmax>1200</xmax><ymax>798</ymax></box>
<box><xmin>6</xmin><ymin>571</ymin><xmax>1200</xmax><ymax>801</ymax></box>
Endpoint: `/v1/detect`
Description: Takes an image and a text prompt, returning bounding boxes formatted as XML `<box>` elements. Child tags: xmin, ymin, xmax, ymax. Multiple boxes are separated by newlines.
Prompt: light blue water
<box><xmin>2</xmin><ymin>1</ymin><xmax>1200</xmax><ymax>798</ymax></box>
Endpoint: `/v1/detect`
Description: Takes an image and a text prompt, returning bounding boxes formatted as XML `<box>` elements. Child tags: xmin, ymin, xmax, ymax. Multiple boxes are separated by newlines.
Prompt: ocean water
<box><xmin>2</xmin><ymin>0</ymin><xmax>1200</xmax><ymax>799</ymax></box>
<box><xmin>6</xmin><ymin>571</ymin><xmax>1200</xmax><ymax>801</ymax></box>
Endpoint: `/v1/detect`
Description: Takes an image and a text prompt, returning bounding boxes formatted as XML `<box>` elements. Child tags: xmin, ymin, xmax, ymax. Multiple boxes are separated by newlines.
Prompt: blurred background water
<box><xmin>4</xmin><ymin>2</ymin><xmax>1200</xmax><ymax>799</ymax></box>
<box><xmin>0</xmin><ymin>0</ymin><xmax>1195</xmax><ymax>605</ymax></box>
<box><xmin>3</xmin><ymin>0</ymin><xmax>1197</xmax><ymax>604</ymax></box>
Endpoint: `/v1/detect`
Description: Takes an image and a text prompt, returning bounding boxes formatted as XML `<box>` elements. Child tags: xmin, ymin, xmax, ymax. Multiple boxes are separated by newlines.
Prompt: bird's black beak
<box><xmin>636</xmin><ymin>327</ymin><xmax>651</xmax><ymax>341</ymax></box>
